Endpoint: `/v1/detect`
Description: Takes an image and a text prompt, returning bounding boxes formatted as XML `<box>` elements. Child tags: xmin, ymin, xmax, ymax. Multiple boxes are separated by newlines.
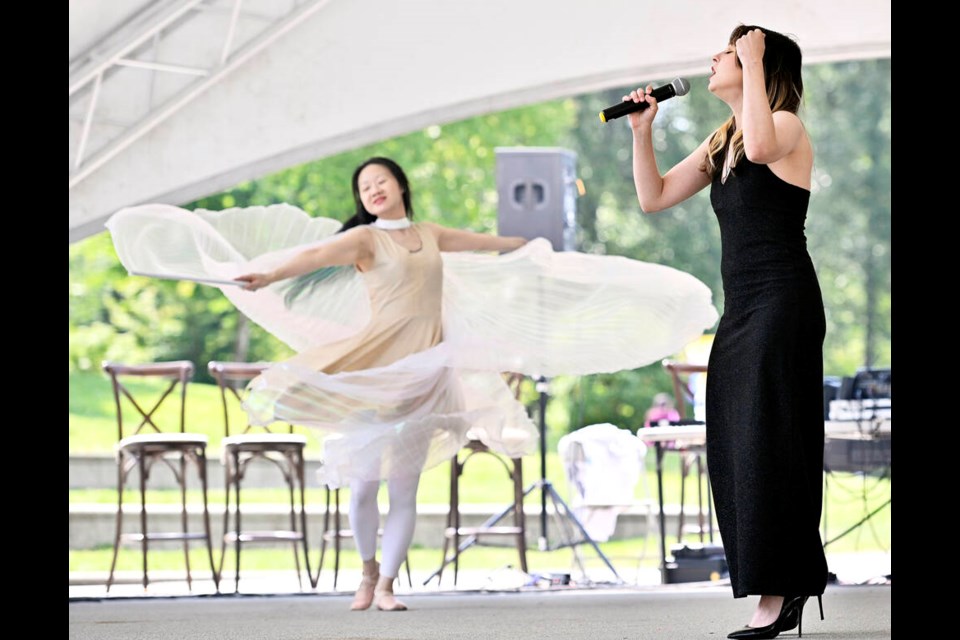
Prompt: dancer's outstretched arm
<box><xmin>235</xmin><ymin>226</ymin><xmax>375</xmax><ymax>291</ymax></box>
<box><xmin>421</xmin><ymin>222</ymin><xmax>527</xmax><ymax>253</ymax></box>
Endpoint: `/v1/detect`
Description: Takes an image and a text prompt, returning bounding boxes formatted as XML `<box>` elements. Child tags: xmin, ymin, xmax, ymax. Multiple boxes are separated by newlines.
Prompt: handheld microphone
<box><xmin>599</xmin><ymin>77</ymin><xmax>691</xmax><ymax>123</ymax></box>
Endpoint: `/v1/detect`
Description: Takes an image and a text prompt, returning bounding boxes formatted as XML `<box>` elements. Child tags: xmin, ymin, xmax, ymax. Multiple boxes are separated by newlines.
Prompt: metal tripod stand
<box><xmin>424</xmin><ymin>376</ymin><xmax>622</xmax><ymax>585</ymax></box>
<box><xmin>525</xmin><ymin>377</ymin><xmax>622</xmax><ymax>583</ymax></box>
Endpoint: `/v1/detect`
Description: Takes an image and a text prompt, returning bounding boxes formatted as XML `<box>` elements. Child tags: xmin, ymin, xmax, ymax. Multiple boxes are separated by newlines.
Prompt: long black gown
<box><xmin>706</xmin><ymin>156</ymin><xmax>829</xmax><ymax>598</ymax></box>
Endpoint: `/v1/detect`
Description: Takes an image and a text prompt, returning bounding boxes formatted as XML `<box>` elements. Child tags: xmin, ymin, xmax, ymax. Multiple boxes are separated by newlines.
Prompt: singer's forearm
<box><xmin>632</xmin><ymin>133</ymin><xmax>712</xmax><ymax>213</ymax></box>
<box><xmin>631</xmin><ymin>130</ymin><xmax>665</xmax><ymax>213</ymax></box>
<box><xmin>739</xmin><ymin>63</ymin><xmax>780</xmax><ymax>162</ymax></box>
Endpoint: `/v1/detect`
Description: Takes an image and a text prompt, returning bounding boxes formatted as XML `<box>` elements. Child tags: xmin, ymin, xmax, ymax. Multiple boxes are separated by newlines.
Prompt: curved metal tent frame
<box><xmin>69</xmin><ymin>0</ymin><xmax>890</xmax><ymax>242</ymax></box>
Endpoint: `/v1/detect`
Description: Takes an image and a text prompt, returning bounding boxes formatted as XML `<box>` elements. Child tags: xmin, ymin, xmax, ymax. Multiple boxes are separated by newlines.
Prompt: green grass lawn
<box><xmin>70</xmin><ymin>537</ymin><xmax>660</xmax><ymax>577</ymax></box>
<box><xmin>69</xmin><ymin>370</ymin><xmax>891</xmax><ymax>572</ymax></box>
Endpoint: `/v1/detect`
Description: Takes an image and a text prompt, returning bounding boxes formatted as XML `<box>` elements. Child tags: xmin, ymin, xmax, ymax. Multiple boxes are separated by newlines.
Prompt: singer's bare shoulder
<box><xmin>771</xmin><ymin>110</ymin><xmax>807</xmax><ymax>143</ymax></box>
<box><xmin>743</xmin><ymin>111</ymin><xmax>809</xmax><ymax>164</ymax></box>
<box><xmin>762</xmin><ymin>112</ymin><xmax>813</xmax><ymax>189</ymax></box>
<box><xmin>774</xmin><ymin>110</ymin><xmax>813</xmax><ymax>152</ymax></box>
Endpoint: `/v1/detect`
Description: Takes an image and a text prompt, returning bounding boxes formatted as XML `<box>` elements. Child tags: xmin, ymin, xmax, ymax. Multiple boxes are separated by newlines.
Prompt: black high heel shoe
<box><xmin>778</xmin><ymin>595</ymin><xmax>824</xmax><ymax>636</ymax></box>
<box><xmin>727</xmin><ymin>594</ymin><xmax>824</xmax><ymax>640</ymax></box>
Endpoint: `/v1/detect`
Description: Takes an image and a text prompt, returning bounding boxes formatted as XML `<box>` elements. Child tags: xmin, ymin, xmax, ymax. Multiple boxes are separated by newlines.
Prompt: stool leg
<box><xmin>106</xmin><ymin>458</ymin><xmax>126</xmax><ymax>593</ymax></box>
<box><xmin>452</xmin><ymin>460</ymin><xmax>461</xmax><ymax>587</ymax></box>
<box><xmin>333</xmin><ymin>489</ymin><xmax>342</xmax><ymax>590</ymax></box>
<box><xmin>139</xmin><ymin>454</ymin><xmax>149</xmax><ymax>591</ymax></box>
<box><xmin>285</xmin><ymin>454</ymin><xmax>303</xmax><ymax>591</ymax></box>
<box><xmin>513</xmin><ymin>459</ymin><xmax>528</xmax><ymax>574</ymax></box>
<box><xmin>180</xmin><ymin>453</ymin><xmax>193</xmax><ymax>592</ymax></box>
<box><xmin>678</xmin><ymin>453</ymin><xmax>689</xmax><ymax>542</ymax></box>
<box><xmin>295</xmin><ymin>451</ymin><xmax>314</xmax><ymax>590</ymax></box>
<box><xmin>219</xmin><ymin>453</ymin><xmax>232</xmax><ymax>586</ymax></box>
<box><xmin>233</xmin><ymin>450</ymin><xmax>242</xmax><ymax>593</ymax></box>
<box><xmin>198</xmin><ymin>449</ymin><xmax>219</xmax><ymax>593</ymax></box>
<box><xmin>695</xmin><ymin>454</ymin><xmax>705</xmax><ymax>543</ymax></box>
<box><xmin>438</xmin><ymin>458</ymin><xmax>457</xmax><ymax>586</ymax></box>
<box><xmin>705</xmin><ymin>463</ymin><xmax>715</xmax><ymax>542</ymax></box>
<box><xmin>317</xmin><ymin>487</ymin><xmax>331</xmax><ymax>588</ymax></box>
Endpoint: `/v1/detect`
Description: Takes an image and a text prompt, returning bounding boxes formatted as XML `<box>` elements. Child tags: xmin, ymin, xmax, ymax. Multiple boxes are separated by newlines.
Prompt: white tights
<box><xmin>348</xmin><ymin>474</ymin><xmax>420</xmax><ymax>579</ymax></box>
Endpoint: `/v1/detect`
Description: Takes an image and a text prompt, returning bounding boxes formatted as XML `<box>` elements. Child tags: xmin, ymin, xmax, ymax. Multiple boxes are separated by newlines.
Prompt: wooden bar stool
<box><xmin>429</xmin><ymin>373</ymin><xmax>528</xmax><ymax>587</ymax></box>
<box><xmin>208</xmin><ymin>361</ymin><xmax>312</xmax><ymax>592</ymax></box>
<box><xmin>102</xmin><ymin>360</ymin><xmax>219</xmax><ymax>593</ymax></box>
<box><xmin>436</xmin><ymin>440</ymin><xmax>527</xmax><ymax>586</ymax></box>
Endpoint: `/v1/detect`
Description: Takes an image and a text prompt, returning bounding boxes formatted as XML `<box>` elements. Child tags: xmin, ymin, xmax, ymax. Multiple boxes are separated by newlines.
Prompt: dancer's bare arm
<box><xmin>422</xmin><ymin>222</ymin><xmax>528</xmax><ymax>253</ymax></box>
<box><xmin>235</xmin><ymin>226</ymin><xmax>375</xmax><ymax>291</ymax></box>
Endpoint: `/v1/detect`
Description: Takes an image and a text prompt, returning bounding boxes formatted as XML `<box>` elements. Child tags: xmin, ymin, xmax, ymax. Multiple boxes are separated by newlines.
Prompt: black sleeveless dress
<box><xmin>706</xmin><ymin>157</ymin><xmax>829</xmax><ymax>598</ymax></box>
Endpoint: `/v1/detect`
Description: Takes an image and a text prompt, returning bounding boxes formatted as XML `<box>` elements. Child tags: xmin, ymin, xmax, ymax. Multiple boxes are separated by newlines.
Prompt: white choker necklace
<box><xmin>372</xmin><ymin>217</ymin><xmax>411</xmax><ymax>230</ymax></box>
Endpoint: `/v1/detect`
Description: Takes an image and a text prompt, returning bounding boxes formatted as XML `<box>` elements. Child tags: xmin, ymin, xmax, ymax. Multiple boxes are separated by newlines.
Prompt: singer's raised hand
<box><xmin>625</xmin><ymin>84</ymin><xmax>658</xmax><ymax>131</ymax></box>
<box><xmin>735</xmin><ymin>29</ymin><xmax>765</xmax><ymax>68</ymax></box>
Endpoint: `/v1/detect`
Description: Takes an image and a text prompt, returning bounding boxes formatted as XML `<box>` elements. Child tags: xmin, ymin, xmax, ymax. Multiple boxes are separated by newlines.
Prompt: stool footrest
<box><xmin>445</xmin><ymin>526</ymin><xmax>523</xmax><ymax>537</ymax></box>
<box><xmin>224</xmin><ymin>531</ymin><xmax>304</xmax><ymax>543</ymax></box>
<box><xmin>119</xmin><ymin>532</ymin><xmax>210</xmax><ymax>542</ymax></box>
<box><xmin>322</xmin><ymin>528</ymin><xmax>389</xmax><ymax>541</ymax></box>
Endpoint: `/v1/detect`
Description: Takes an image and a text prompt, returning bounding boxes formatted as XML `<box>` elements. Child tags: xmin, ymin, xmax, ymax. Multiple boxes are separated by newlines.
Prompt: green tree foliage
<box><xmin>802</xmin><ymin>59</ymin><xmax>891</xmax><ymax>372</ymax></box>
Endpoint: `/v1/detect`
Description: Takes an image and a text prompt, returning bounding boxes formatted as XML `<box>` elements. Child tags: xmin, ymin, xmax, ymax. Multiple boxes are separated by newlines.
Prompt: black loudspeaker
<box><xmin>495</xmin><ymin>147</ymin><xmax>579</xmax><ymax>251</ymax></box>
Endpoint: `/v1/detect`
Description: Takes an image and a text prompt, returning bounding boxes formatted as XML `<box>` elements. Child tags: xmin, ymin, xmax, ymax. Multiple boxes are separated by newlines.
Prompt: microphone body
<box><xmin>599</xmin><ymin>77</ymin><xmax>690</xmax><ymax>123</ymax></box>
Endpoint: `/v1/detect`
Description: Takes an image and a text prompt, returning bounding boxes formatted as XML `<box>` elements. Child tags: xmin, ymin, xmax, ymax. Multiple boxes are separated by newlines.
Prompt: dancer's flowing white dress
<box><xmin>106</xmin><ymin>203</ymin><xmax>719</xmax><ymax>487</ymax></box>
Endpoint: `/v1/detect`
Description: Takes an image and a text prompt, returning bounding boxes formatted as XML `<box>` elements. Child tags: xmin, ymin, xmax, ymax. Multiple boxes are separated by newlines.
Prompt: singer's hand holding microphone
<box><xmin>598</xmin><ymin>77</ymin><xmax>690</xmax><ymax>128</ymax></box>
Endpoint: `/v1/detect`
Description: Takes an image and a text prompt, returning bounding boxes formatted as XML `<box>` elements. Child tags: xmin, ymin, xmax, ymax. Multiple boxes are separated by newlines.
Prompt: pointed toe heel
<box><xmin>726</xmin><ymin>594</ymin><xmax>824</xmax><ymax>640</ymax></box>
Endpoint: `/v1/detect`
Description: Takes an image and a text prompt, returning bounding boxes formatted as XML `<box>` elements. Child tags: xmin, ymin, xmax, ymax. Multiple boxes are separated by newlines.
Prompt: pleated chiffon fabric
<box><xmin>107</xmin><ymin>203</ymin><xmax>719</xmax><ymax>486</ymax></box>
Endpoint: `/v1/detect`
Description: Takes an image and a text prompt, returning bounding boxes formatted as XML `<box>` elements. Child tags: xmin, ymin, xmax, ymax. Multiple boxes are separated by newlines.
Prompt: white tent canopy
<box><xmin>69</xmin><ymin>0</ymin><xmax>891</xmax><ymax>243</ymax></box>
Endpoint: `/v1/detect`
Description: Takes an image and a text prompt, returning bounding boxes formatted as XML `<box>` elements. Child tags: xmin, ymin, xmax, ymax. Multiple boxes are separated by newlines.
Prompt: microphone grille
<box><xmin>672</xmin><ymin>77</ymin><xmax>691</xmax><ymax>96</ymax></box>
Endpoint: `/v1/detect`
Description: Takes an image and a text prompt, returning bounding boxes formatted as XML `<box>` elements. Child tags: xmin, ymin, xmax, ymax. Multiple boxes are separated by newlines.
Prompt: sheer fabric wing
<box><xmin>106</xmin><ymin>205</ymin><xmax>718</xmax><ymax>374</ymax></box>
<box><xmin>105</xmin><ymin>203</ymin><xmax>370</xmax><ymax>352</ymax></box>
<box><xmin>441</xmin><ymin>238</ymin><xmax>719</xmax><ymax>376</ymax></box>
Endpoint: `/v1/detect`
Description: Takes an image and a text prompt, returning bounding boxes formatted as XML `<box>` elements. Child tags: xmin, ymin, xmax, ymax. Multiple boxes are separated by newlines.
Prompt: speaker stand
<box><xmin>424</xmin><ymin>377</ymin><xmax>623</xmax><ymax>586</ymax></box>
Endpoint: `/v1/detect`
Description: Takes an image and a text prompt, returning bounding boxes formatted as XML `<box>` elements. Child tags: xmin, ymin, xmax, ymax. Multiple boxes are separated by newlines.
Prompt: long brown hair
<box><xmin>701</xmin><ymin>25</ymin><xmax>804</xmax><ymax>178</ymax></box>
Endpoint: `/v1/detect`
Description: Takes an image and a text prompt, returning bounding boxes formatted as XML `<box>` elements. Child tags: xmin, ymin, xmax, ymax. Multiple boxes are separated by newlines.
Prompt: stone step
<box><xmin>69</xmin><ymin>454</ymin><xmax>329</xmax><ymax>491</ymax></box>
<box><xmin>69</xmin><ymin>501</ymin><xmax>712</xmax><ymax>550</ymax></box>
